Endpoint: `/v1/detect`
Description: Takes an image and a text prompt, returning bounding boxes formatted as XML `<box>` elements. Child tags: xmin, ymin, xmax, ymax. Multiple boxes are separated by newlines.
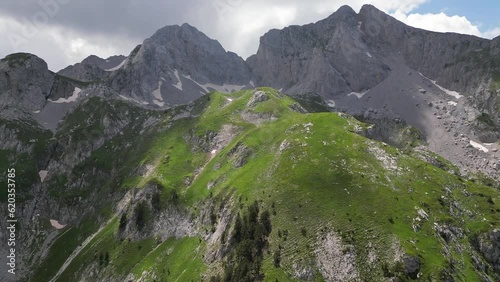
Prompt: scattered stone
<box><xmin>39</xmin><ymin>170</ymin><xmax>48</xmax><ymax>183</ymax></box>
<box><xmin>403</xmin><ymin>255</ymin><xmax>421</xmax><ymax>279</ymax></box>
<box><xmin>247</xmin><ymin>91</ymin><xmax>269</xmax><ymax>107</ymax></box>
<box><xmin>417</xmin><ymin>209</ymin><xmax>429</xmax><ymax>220</ymax></box>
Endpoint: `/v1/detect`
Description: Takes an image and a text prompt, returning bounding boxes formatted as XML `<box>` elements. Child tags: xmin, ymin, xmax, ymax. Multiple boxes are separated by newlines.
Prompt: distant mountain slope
<box><xmin>248</xmin><ymin>4</ymin><xmax>498</xmax><ymax>99</ymax></box>
<box><xmin>57</xmin><ymin>54</ymin><xmax>126</xmax><ymax>82</ymax></box>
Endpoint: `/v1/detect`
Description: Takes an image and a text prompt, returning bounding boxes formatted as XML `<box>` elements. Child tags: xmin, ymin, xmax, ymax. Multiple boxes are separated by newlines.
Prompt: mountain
<box><xmin>107</xmin><ymin>23</ymin><xmax>253</xmax><ymax>107</ymax></box>
<box><xmin>249</xmin><ymin>4</ymin><xmax>500</xmax><ymax>180</ymax></box>
<box><xmin>0</xmin><ymin>53</ymin><xmax>87</xmax><ymax>130</ymax></box>
<box><xmin>0</xmin><ymin>4</ymin><xmax>500</xmax><ymax>282</ymax></box>
<box><xmin>57</xmin><ymin>54</ymin><xmax>126</xmax><ymax>82</ymax></box>
<box><xmin>249</xmin><ymin>5</ymin><xmax>498</xmax><ymax>101</ymax></box>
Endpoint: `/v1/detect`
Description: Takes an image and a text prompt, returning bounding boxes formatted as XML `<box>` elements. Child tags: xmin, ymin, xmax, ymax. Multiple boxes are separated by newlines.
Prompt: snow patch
<box><xmin>172</xmin><ymin>69</ymin><xmax>183</xmax><ymax>90</ymax></box>
<box><xmin>327</xmin><ymin>100</ymin><xmax>336</xmax><ymax>107</ymax></box>
<box><xmin>434</xmin><ymin>82</ymin><xmax>462</xmax><ymax>99</ymax></box>
<box><xmin>50</xmin><ymin>219</ymin><xmax>66</xmax><ymax>230</ymax></box>
<box><xmin>447</xmin><ymin>101</ymin><xmax>458</xmax><ymax>106</ymax></box>
<box><xmin>49</xmin><ymin>87</ymin><xmax>81</xmax><ymax>103</ymax></box>
<box><xmin>39</xmin><ymin>170</ymin><xmax>48</xmax><ymax>183</ymax></box>
<box><xmin>105</xmin><ymin>58</ymin><xmax>127</xmax><ymax>71</ymax></box>
<box><xmin>348</xmin><ymin>90</ymin><xmax>369</xmax><ymax>99</ymax></box>
<box><xmin>33</xmin><ymin>110</ymin><xmax>40</xmax><ymax>114</ymax></box>
<box><xmin>182</xmin><ymin>74</ymin><xmax>245</xmax><ymax>93</ymax></box>
<box><xmin>249</xmin><ymin>80</ymin><xmax>255</xmax><ymax>87</ymax></box>
<box><xmin>470</xmin><ymin>140</ymin><xmax>489</xmax><ymax>153</ymax></box>
<box><xmin>152</xmin><ymin>80</ymin><xmax>164</xmax><ymax>107</ymax></box>
<box><xmin>419</xmin><ymin>72</ymin><xmax>463</xmax><ymax>99</ymax></box>
<box><xmin>118</xmin><ymin>94</ymin><xmax>149</xmax><ymax>105</ymax></box>
<box><xmin>366</xmin><ymin>52</ymin><xmax>372</xmax><ymax>58</ymax></box>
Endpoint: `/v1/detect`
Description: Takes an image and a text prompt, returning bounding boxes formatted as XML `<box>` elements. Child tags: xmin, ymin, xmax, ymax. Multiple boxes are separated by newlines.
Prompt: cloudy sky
<box><xmin>0</xmin><ymin>0</ymin><xmax>499</xmax><ymax>71</ymax></box>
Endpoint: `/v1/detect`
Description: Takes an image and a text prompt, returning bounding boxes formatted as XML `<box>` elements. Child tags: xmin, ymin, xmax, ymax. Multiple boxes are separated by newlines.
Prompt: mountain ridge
<box><xmin>1</xmin><ymin>4</ymin><xmax>500</xmax><ymax>281</ymax></box>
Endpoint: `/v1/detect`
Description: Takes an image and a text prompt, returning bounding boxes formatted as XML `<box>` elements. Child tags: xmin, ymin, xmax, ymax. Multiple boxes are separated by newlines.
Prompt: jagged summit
<box><xmin>359</xmin><ymin>3</ymin><xmax>386</xmax><ymax>15</ymax></box>
<box><xmin>148</xmin><ymin>23</ymin><xmax>209</xmax><ymax>43</ymax></box>
<box><xmin>107</xmin><ymin>22</ymin><xmax>252</xmax><ymax>107</ymax></box>
<box><xmin>323</xmin><ymin>4</ymin><xmax>357</xmax><ymax>23</ymax></box>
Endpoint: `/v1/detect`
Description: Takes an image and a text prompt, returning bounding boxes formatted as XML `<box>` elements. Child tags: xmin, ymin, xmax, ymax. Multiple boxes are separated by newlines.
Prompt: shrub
<box><xmin>119</xmin><ymin>213</ymin><xmax>127</xmax><ymax>231</ymax></box>
<box><xmin>301</xmin><ymin>227</ymin><xmax>307</xmax><ymax>237</ymax></box>
<box><xmin>273</xmin><ymin>249</ymin><xmax>281</xmax><ymax>268</ymax></box>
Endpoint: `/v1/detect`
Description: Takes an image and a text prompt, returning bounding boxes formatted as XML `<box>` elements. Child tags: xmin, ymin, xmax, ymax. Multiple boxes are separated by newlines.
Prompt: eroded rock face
<box><xmin>315</xmin><ymin>232</ymin><xmax>360</xmax><ymax>282</ymax></box>
<box><xmin>0</xmin><ymin>54</ymin><xmax>52</xmax><ymax>113</ymax></box>
<box><xmin>476</xmin><ymin>230</ymin><xmax>500</xmax><ymax>273</ymax></box>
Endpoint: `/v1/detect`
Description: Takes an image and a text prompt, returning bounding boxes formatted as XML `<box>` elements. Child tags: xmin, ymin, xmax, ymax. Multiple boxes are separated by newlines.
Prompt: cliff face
<box><xmin>0</xmin><ymin>53</ymin><xmax>75</xmax><ymax>115</ymax></box>
<box><xmin>247</xmin><ymin>6</ymin><xmax>391</xmax><ymax>97</ymax></box>
<box><xmin>249</xmin><ymin>5</ymin><xmax>498</xmax><ymax>98</ymax></box>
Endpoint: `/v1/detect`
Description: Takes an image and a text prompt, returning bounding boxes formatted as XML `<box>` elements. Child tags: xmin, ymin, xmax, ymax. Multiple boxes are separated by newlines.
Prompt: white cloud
<box><xmin>0</xmin><ymin>14</ymin><xmax>135</xmax><ymax>71</ymax></box>
<box><xmin>368</xmin><ymin>0</ymin><xmax>428</xmax><ymax>13</ymax></box>
<box><xmin>392</xmin><ymin>11</ymin><xmax>482</xmax><ymax>36</ymax></box>
<box><xmin>482</xmin><ymin>27</ymin><xmax>500</xmax><ymax>39</ymax></box>
<box><xmin>391</xmin><ymin>11</ymin><xmax>500</xmax><ymax>39</ymax></box>
<box><xmin>211</xmin><ymin>3</ymin><xmax>299</xmax><ymax>59</ymax></box>
<box><xmin>1</xmin><ymin>0</ymin><xmax>499</xmax><ymax>69</ymax></box>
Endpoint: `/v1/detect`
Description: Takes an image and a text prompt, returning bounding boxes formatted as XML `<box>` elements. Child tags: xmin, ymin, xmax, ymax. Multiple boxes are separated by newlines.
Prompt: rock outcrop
<box><xmin>0</xmin><ymin>53</ymin><xmax>75</xmax><ymax>117</ymax></box>
<box><xmin>57</xmin><ymin>55</ymin><xmax>126</xmax><ymax>82</ymax></box>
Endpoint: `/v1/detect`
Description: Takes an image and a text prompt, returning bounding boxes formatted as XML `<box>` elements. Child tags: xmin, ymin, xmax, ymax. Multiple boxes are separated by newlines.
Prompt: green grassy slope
<box><xmin>32</xmin><ymin>89</ymin><xmax>500</xmax><ymax>281</ymax></box>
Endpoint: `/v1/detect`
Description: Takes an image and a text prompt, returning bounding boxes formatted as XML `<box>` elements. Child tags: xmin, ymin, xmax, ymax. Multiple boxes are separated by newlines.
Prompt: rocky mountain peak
<box><xmin>108</xmin><ymin>23</ymin><xmax>252</xmax><ymax>107</ymax></box>
<box><xmin>148</xmin><ymin>23</ymin><xmax>205</xmax><ymax>44</ymax></box>
<box><xmin>1</xmin><ymin>53</ymin><xmax>48</xmax><ymax>71</ymax></box>
<box><xmin>81</xmin><ymin>54</ymin><xmax>103</xmax><ymax>65</ymax></box>
<box><xmin>0</xmin><ymin>53</ymin><xmax>78</xmax><ymax>120</ymax></box>
<box><xmin>359</xmin><ymin>4</ymin><xmax>386</xmax><ymax>17</ymax></box>
<box><xmin>323</xmin><ymin>5</ymin><xmax>357</xmax><ymax>24</ymax></box>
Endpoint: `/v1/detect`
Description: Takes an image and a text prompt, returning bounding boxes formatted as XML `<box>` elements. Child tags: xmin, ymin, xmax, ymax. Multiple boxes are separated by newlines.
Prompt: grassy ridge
<box><xmin>35</xmin><ymin>89</ymin><xmax>500</xmax><ymax>281</ymax></box>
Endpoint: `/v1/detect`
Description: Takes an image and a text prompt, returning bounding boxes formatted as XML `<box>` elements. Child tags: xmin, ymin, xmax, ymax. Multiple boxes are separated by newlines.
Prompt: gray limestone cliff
<box><xmin>0</xmin><ymin>53</ymin><xmax>76</xmax><ymax>119</ymax></box>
